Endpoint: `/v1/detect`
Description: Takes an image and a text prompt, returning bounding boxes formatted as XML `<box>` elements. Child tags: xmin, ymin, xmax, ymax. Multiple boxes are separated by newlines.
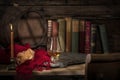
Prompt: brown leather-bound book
<box><xmin>65</xmin><ymin>17</ymin><xmax>72</xmax><ymax>52</ymax></box>
<box><xmin>52</xmin><ymin>21</ymin><xmax>59</xmax><ymax>51</ymax></box>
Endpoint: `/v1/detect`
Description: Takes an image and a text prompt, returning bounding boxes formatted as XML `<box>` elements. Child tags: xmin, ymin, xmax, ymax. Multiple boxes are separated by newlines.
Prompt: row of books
<box><xmin>47</xmin><ymin>17</ymin><xmax>109</xmax><ymax>54</ymax></box>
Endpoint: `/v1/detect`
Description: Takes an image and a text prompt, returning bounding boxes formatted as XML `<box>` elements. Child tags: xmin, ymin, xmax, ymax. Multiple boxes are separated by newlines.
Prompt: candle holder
<box><xmin>7</xmin><ymin>58</ymin><xmax>16</xmax><ymax>70</ymax></box>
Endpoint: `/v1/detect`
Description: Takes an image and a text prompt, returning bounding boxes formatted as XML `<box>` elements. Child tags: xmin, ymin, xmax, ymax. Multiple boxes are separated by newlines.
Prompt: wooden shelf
<box><xmin>0</xmin><ymin>64</ymin><xmax>85</xmax><ymax>76</ymax></box>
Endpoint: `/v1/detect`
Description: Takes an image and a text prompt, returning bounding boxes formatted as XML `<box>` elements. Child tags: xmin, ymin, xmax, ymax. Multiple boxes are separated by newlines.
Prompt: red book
<box><xmin>84</xmin><ymin>21</ymin><xmax>91</xmax><ymax>54</ymax></box>
<box><xmin>79</xmin><ymin>20</ymin><xmax>85</xmax><ymax>53</ymax></box>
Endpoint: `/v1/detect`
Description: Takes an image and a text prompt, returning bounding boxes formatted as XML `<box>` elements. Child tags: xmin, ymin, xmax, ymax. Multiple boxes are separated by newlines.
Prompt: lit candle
<box><xmin>10</xmin><ymin>24</ymin><xmax>14</xmax><ymax>59</ymax></box>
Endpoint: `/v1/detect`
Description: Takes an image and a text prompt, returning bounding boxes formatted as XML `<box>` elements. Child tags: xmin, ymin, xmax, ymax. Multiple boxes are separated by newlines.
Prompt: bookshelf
<box><xmin>0</xmin><ymin>0</ymin><xmax>120</xmax><ymax>53</ymax></box>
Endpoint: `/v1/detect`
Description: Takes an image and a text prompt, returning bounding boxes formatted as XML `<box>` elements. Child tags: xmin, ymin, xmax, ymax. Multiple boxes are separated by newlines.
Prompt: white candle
<box><xmin>10</xmin><ymin>24</ymin><xmax>14</xmax><ymax>58</ymax></box>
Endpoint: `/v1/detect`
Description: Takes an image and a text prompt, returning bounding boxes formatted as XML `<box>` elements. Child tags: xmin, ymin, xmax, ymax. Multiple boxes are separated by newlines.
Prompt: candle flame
<box><xmin>10</xmin><ymin>24</ymin><xmax>13</xmax><ymax>31</ymax></box>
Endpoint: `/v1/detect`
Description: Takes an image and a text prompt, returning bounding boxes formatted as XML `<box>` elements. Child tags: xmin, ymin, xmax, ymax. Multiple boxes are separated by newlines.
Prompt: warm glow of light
<box><xmin>10</xmin><ymin>24</ymin><xmax>13</xmax><ymax>31</ymax></box>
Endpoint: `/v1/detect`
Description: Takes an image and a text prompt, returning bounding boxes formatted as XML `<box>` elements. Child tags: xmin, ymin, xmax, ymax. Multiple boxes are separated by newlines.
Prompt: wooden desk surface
<box><xmin>0</xmin><ymin>64</ymin><xmax>85</xmax><ymax>76</ymax></box>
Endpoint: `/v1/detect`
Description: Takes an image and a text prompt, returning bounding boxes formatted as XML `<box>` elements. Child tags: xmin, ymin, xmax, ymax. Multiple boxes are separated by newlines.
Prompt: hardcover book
<box><xmin>98</xmin><ymin>24</ymin><xmax>109</xmax><ymax>53</ymax></box>
<box><xmin>57</xmin><ymin>19</ymin><xmax>66</xmax><ymax>52</ymax></box>
<box><xmin>71</xmin><ymin>18</ymin><xmax>79</xmax><ymax>52</ymax></box>
<box><xmin>65</xmin><ymin>17</ymin><xmax>72</xmax><ymax>52</ymax></box>
<box><xmin>47</xmin><ymin>20</ymin><xmax>53</xmax><ymax>50</ymax></box>
<box><xmin>84</xmin><ymin>21</ymin><xmax>91</xmax><ymax>54</ymax></box>
<box><xmin>90</xmin><ymin>24</ymin><xmax>97</xmax><ymax>53</ymax></box>
<box><xmin>95</xmin><ymin>25</ymin><xmax>103</xmax><ymax>53</ymax></box>
<box><xmin>79</xmin><ymin>20</ymin><xmax>85</xmax><ymax>53</ymax></box>
<box><xmin>52</xmin><ymin>21</ymin><xmax>59</xmax><ymax>51</ymax></box>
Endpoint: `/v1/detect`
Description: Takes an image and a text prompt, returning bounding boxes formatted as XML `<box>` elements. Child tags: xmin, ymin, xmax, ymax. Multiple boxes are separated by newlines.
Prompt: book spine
<box><xmin>90</xmin><ymin>24</ymin><xmax>97</xmax><ymax>53</ymax></box>
<box><xmin>71</xmin><ymin>18</ymin><xmax>79</xmax><ymax>52</ymax></box>
<box><xmin>47</xmin><ymin>20</ymin><xmax>53</xmax><ymax>37</ymax></box>
<box><xmin>85</xmin><ymin>21</ymin><xmax>91</xmax><ymax>54</ymax></box>
<box><xmin>99</xmin><ymin>24</ymin><xmax>109</xmax><ymax>53</ymax></box>
<box><xmin>65</xmin><ymin>17</ymin><xmax>72</xmax><ymax>52</ymax></box>
<box><xmin>79</xmin><ymin>20</ymin><xmax>85</xmax><ymax>53</ymax></box>
<box><xmin>95</xmin><ymin>25</ymin><xmax>103</xmax><ymax>53</ymax></box>
<box><xmin>47</xmin><ymin>20</ymin><xmax>53</xmax><ymax>50</ymax></box>
<box><xmin>57</xmin><ymin>19</ymin><xmax>66</xmax><ymax>52</ymax></box>
<box><xmin>52</xmin><ymin>21</ymin><xmax>59</xmax><ymax>51</ymax></box>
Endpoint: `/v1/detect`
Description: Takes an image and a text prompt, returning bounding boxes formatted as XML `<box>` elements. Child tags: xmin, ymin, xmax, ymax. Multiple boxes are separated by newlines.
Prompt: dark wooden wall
<box><xmin>0</xmin><ymin>0</ymin><xmax>120</xmax><ymax>52</ymax></box>
<box><xmin>0</xmin><ymin>0</ymin><xmax>120</xmax><ymax>17</ymax></box>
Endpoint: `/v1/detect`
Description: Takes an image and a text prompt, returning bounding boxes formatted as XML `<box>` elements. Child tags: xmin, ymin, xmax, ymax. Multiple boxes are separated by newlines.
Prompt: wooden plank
<box><xmin>1</xmin><ymin>5</ymin><xmax>120</xmax><ymax>18</ymax></box>
<box><xmin>11</xmin><ymin>5</ymin><xmax>118</xmax><ymax>17</ymax></box>
<box><xmin>43</xmin><ymin>6</ymin><xmax>110</xmax><ymax>16</ymax></box>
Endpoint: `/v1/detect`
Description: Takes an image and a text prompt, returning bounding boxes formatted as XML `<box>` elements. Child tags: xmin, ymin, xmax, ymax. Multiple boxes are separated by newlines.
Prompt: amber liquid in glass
<box><xmin>48</xmin><ymin>50</ymin><xmax>61</xmax><ymax>57</ymax></box>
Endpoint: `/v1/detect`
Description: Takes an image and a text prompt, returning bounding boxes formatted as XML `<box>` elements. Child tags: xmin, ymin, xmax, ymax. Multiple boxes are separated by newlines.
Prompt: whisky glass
<box><xmin>47</xmin><ymin>37</ymin><xmax>62</xmax><ymax>63</ymax></box>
